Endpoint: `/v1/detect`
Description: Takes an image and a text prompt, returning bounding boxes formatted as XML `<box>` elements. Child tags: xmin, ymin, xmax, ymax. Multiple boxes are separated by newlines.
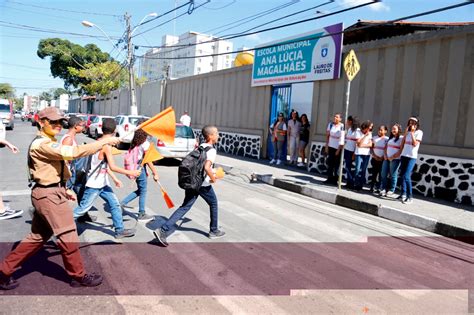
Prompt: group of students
<box><xmin>325</xmin><ymin>113</ymin><xmax>423</xmax><ymax>204</ymax></box>
<box><xmin>269</xmin><ymin>110</ymin><xmax>311</xmax><ymax>167</ymax></box>
<box><xmin>0</xmin><ymin>107</ymin><xmax>224</xmax><ymax>290</ymax></box>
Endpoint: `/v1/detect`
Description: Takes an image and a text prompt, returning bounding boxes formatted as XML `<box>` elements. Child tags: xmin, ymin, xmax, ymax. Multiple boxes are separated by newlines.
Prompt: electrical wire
<box><xmin>201</xmin><ymin>0</ymin><xmax>237</xmax><ymax>10</ymax></box>
<box><xmin>136</xmin><ymin>0</ymin><xmax>194</xmax><ymax>28</ymax></box>
<box><xmin>136</xmin><ymin>1</ymin><xmax>473</xmax><ymax>60</ymax></box>
<box><xmin>5</xmin><ymin>0</ymin><xmax>121</xmax><ymax>17</ymax></box>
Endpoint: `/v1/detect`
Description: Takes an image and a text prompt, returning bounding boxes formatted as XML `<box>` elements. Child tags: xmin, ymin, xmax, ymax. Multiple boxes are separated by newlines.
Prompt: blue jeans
<box><xmin>380</xmin><ymin>159</ymin><xmax>401</xmax><ymax>192</ymax></box>
<box><xmin>400</xmin><ymin>156</ymin><xmax>417</xmax><ymax>198</ymax></box>
<box><xmin>161</xmin><ymin>185</ymin><xmax>218</xmax><ymax>234</ymax></box>
<box><xmin>354</xmin><ymin>155</ymin><xmax>370</xmax><ymax>188</ymax></box>
<box><xmin>120</xmin><ymin>170</ymin><xmax>147</xmax><ymax>214</ymax></box>
<box><xmin>73</xmin><ymin>185</ymin><xmax>124</xmax><ymax>232</ymax></box>
<box><xmin>344</xmin><ymin>150</ymin><xmax>355</xmax><ymax>185</ymax></box>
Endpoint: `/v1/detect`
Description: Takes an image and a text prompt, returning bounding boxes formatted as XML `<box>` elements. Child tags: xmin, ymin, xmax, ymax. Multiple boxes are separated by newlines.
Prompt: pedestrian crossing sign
<box><xmin>343</xmin><ymin>49</ymin><xmax>360</xmax><ymax>81</ymax></box>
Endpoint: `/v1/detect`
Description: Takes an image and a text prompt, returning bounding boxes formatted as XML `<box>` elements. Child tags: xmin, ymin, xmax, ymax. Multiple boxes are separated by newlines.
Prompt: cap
<box><xmin>38</xmin><ymin>107</ymin><xmax>66</xmax><ymax>121</ymax></box>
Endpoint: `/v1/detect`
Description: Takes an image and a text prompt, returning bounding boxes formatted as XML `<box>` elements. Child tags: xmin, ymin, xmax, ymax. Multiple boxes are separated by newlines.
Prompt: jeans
<box><xmin>369</xmin><ymin>158</ymin><xmax>384</xmax><ymax>190</ymax></box>
<box><xmin>380</xmin><ymin>159</ymin><xmax>401</xmax><ymax>192</ymax></box>
<box><xmin>400</xmin><ymin>156</ymin><xmax>417</xmax><ymax>198</ymax></box>
<box><xmin>344</xmin><ymin>150</ymin><xmax>355</xmax><ymax>185</ymax></box>
<box><xmin>161</xmin><ymin>185</ymin><xmax>218</xmax><ymax>234</ymax></box>
<box><xmin>289</xmin><ymin>136</ymin><xmax>298</xmax><ymax>162</ymax></box>
<box><xmin>326</xmin><ymin>147</ymin><xmax>341</xmax><ymax>180</ymax></box>
<box><xmin>354</xmin><ymin>155</ymin><xmax>370</xmax><ymax>188</ymax></box>
<box><xmin>272</xmin><ymin>140</ymin><xmax>285</xmax><ymax>161</ymax></box>
<box><xmin>120</xmin><ymin>170</ymin><xmax>147</xmax><ymax>214</ymax></box>
<box><xmin>73</xmin><ymin>185</ymin><xmax>124</xmax><ymax>232</ymax></box>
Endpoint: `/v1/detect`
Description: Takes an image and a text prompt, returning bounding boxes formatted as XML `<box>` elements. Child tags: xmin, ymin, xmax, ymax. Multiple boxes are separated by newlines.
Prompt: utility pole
<box><xmin>125</xmin><ymin>13</ymin><xmax>138</xmax><ymax>116</ymax></box>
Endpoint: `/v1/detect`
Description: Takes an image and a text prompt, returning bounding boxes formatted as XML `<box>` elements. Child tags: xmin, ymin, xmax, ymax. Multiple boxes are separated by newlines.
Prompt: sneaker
<box><xmin>76</xmin><ymin>213</ymin><xmax>97</xmax><ymax>223</ymax></box>
<box><xmin>396</xmin><ymin>194</ymin><xmax>406</xmax><ymax>201</ymax></box>
<box><xmin>0</xmin><ymin>207</ymin><xmax>23</xmax><ymax>221</ymax></box>
<box><xmin>269</xmin><ymin>159</ymin><xmax>275</xmax><ymax>165</ymax></box>
<box><xmin>386</xmin><ymin>191</ymin><xmax>395</xmax><ymax>198</ymax></box>
<box><xmin>297</xmin><ymin>162</ymin><xmax>305</xmax><ymax>167</ymax></box>
<box><xmin>276</xmin><ymin>160</ymin><xmax>282</xmax><ymax>165</ymax></box>
<box><xmin>379</xmin><ymin>190</ymin><xmax>386</xmax><ymax>197</ymax></box>
<box><xmin>208</xmin><ymin>230</ymin><xmax>226</xmax><ymax>239</ymax></box>
<box><xmin>114</xmin><ymin>228</ymin><xmax>136</xmax><ymax>239</ymax></box>
<box><xmin>0</xmin><ymin>271</ymin><xmax>19</xmax><ymax>290</ymax></box>
<box><xmin>402</xmin><ymin>198</ymin><xmax>413</xmax><ymax>204</ymax></box>
<box><xmin>70</xmin><ymin>273</ymin><xmax>103</xmax><ymax>288</ymax></box>
<box><xmin>372</xmin><ymin>189</ymin><xmax>380</xmax><ymax>195</ymax></box>
<box><xmin>137</xmin><ymin>213</ymin><xmax>154</xmax><ymax>222</ymax></box>
<box><xmin>153</xmin><ymin>228</ymin><xmax>169</xmax><ymax>247</ymax></box>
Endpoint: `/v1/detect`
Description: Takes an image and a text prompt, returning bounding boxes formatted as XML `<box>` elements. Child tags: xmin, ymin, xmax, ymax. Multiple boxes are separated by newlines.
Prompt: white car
<box><xmin>153</xmin><ymin>124</ymin><xmax>197</xmax><ymax>159</ymax></box>
<box><xmin>88</xmin><ymin>115</ymin><xmax>113</xmax><ymax>139</ymax></box>
<box><xmin>0</xmin><ymin>120</ymin><xmax>6</xmax><ymax>142</ymax></box>
<box><xmin>115</xmin><ymin>115</ymin><xmax>149</xmax><ymax>143</ymax></box>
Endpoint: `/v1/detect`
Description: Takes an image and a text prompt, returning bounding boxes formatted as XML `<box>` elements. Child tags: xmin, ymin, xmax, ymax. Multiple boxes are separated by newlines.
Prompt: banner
<box><xmin>251</xmin><ymin>23</ymin><xmax>343</xmax><ymax>87</ymax></box>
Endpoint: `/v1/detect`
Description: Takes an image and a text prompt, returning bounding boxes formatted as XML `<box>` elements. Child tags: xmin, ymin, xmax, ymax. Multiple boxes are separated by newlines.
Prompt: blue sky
<box><xmin>1</xmin><ymin>0</ymin><xmax>473</xmax><ymax>97</ymax></box>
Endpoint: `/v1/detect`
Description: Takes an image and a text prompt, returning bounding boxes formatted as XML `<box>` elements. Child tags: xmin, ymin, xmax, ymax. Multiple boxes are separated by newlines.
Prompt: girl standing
<box><xmin>298</xmin><ymin>114</ymin><xmax>310</xmax><ymax>167</ymax></box>
<box><xmin>398</xmin><ymin>117</ymin><xmax>423</xmax><ymax>204</ymax></box>
<box><xmin>269</xmin><ymin>113</ymin><xmax>287</xmax><ymax>165</ymax></box>
<box><xmin>343</xmin><ymin>116</ymin><xmax>359</xmax><ymax>189</ymax></box>
<box><xmin>379</xmin><ymin>124</ymin><xmax>403</xmax><ymax>198</ymax></box>
<box><xmin>369</xmin><ymin>125</ymin><xmax>389</xmax><ymax>193</ymax></box>
<box><xmin>354</xmin><ymin>120</ymin><xmax>373</xmax><ymax>191</ymax></box>
<box><xmin>324</xmin><ymin>113</ymin><xmax>345</xmax><ymax>184</ymax></box>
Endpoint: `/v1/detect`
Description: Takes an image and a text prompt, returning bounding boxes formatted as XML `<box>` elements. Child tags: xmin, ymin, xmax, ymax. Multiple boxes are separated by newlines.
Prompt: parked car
<box><xmin>31</xmin><ymin>112</ymin><xmax>39</xmax><ymax>127</ymax></box>
<box><xmin>88</xmin><ymin>115</ymin><xmax>113</xmax><ymax>139</ymax></box>
<box><xmin>22</xmin><ymin>112</ymin><xmax>33</xmax><ymax>122</ymax></box>
<box><xmin>153</xmin><ymin>124</ymin><xmax>197</xmax><ymax>159</ymax></box>
<box><xmin>0</xmin><ymin>120</ymin><xmax>6</xmax><ymax>142</ymax></box>
<box><xmin>82</xmin><ymin>114</ymin><xmax>98</xmax><ymax>136</ymax></box>
<box><xmin>14</xmin><ymin>111</ymin><xmax>21</xmax><ymax>119</ymax></box>
<box><xmin>115</xmin><ymin>115</ymin><xmax>149</xmax><ymax>143</ymax></box>
<box><xmin>0</xmin><ymin>99</ymin><xmax>14</xmax><ymax>130</ymax></box>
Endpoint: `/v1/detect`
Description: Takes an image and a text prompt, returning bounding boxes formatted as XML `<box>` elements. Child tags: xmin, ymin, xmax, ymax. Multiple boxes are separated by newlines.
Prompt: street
<box><xmin>0</xmin><ymin>120</ymin><xmax>472</xmax><ymax>314</ymax></box>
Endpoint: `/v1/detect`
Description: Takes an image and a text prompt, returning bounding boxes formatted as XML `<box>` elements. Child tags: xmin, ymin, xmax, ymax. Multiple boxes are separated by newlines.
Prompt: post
<box><xmin>126</xmin><ymin>13</ymin><xmax>138</xmax><ymax>116</ymax></box>
<box><xmin>337</xmin><ymin>80</ymin><xmax>351</xmax><ymax>190</ymax></box>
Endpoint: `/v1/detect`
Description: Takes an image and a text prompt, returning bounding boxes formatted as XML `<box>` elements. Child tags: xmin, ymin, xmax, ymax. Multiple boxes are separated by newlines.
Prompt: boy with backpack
<box><xmin>120</xmin><ymin>127</ymin><xmax>159</xmax><ymax>222</ymax></box>
<box><xmin>154</xmin><ymin>125</ymin><xmax>225</xmax><ymax>247</ymax></box>
<box><xmin>73</xmin><ymin>118</ymin><xmax>140</xmax><ymax>239</ymax></box>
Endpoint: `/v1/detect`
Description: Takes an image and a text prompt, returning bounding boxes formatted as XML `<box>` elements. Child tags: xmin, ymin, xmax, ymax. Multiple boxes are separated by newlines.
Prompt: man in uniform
<box><xmin>0</xmin><ymin>107</ymin><xmax>121</xmax><ymax>290</ymax></box>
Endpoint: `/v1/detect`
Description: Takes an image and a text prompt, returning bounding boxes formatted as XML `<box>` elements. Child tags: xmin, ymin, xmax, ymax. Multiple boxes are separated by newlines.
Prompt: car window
<box><xmin>129</xmin><ymin>117</ymin><xmax>142</xmax><ymax>126</ymax></box>
<box><xmin>0</xmin><ymin>104</ymin><xmax>10</xmax><ymax>112</ymax></box>
<box><xmin>89</xmin><ymin>115</ymin><xmax>96</xmax><ymax>122</ymax></box>
<box><xmin>176</xmin><ymin>125</ymin><xmax>195</xmax><ymax>139</ymax></box>
<box><xmin>115</xmin><ymin>117</ymin><xmax>121</xmax><ymax>124</ymax></box>
<box><xmin>93</xmin><ymin>116</ymin><xmax>99</xmax><ymax>123</ymax></box>
<box><xmin>77</xmin><ymin>115</ymin><xmax>86</xmax><ymax>121</ymax></box>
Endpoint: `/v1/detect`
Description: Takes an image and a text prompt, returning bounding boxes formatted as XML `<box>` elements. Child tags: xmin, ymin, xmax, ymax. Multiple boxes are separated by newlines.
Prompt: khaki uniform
<box><xmin>0</xmin><ymin>133</ymin><xmax>104</xmax><ymax>280</ymax></box>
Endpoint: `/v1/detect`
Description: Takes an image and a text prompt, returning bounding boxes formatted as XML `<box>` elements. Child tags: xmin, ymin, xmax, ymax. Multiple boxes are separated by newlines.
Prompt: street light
<box><xmin>131</xmin><ymin>12</ymin><xmax>158</xmax><ymax>36</ymax></box>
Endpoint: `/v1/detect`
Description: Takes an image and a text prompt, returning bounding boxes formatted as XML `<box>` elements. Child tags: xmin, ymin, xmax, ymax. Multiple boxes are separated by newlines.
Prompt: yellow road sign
<box><xmin>343</xmin><ymin>49</ymin><xmax>360</xmax><ymax>81</ymax></box>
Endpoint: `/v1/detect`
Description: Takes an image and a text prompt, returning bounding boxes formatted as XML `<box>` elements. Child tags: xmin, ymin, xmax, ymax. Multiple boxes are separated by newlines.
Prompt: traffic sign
<box><xmin>343</xmin><ymin>49</ymin><xmax>360</xmax><ymax>81</ymax></box>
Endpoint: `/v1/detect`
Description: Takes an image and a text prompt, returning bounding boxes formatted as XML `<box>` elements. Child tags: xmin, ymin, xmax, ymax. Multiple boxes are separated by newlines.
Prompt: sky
<box><xmin>0</xmin><ymin>0</ymin><xmax>473</xmax><ymax>97</ymax></box>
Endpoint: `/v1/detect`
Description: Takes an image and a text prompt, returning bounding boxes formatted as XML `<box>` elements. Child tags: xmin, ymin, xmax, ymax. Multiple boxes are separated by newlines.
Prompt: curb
<box><xmin>254</xmin><ymin>174</ymin><xmax>474</xmax><ymax>244</ymax></box>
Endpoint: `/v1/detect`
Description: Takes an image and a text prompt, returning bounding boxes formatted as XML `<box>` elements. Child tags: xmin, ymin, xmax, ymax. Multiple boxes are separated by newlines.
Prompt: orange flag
<box><xmin>138</xmin><ymin>107</ymin><xmax>176</xmax><ymax>144</ymax></box>
<box><xmin>158</xmin><ymin>181</ymin><xmax>175</xmax><ymax>209</ymax></box>
<box><xmin>215</xmin><ymin>167</ymin><xmax>225</xmax><ymax>179</ymax></box>
<box><xmin>141</xmin><ymin>143</ymin><xmax>163</xmax><ymax>166</ymax></box>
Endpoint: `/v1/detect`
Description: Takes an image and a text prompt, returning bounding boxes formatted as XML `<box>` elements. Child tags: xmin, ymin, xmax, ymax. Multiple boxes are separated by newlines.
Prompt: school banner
<box><xmin>251</xmin><ymin>23</ymin><xmax>343</xmax><ymax>87</ymax></box>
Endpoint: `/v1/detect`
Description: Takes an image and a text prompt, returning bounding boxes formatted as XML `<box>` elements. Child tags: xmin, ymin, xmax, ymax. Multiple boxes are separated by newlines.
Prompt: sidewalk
<box><xmin>215</xmin><ymin>154</ymin><xmax>474</xmax><ymax>244</ymax></box>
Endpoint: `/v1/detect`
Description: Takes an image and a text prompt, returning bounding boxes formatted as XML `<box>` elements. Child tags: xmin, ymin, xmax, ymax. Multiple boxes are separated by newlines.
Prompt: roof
<box><xmin>344</xmin><ymin>20</ymin><xmax>474</xmax><ymax>45</ymax></box>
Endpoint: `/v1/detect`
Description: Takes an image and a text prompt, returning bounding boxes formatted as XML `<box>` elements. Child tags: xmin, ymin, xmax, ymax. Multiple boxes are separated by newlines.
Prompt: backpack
<box><xmin>178</xmin><ymin>145</ymin><xmax>212</xmax><ymax>192</ymax></box>
<box><xmin>124</xmin><ymin>145</ymin><xmax>143</xmax><ymax>179</ymax></box>
<box><xmin>67</xmin><ymin>155</ymin><xmax>105</xmax><ymax>202</ymax></box>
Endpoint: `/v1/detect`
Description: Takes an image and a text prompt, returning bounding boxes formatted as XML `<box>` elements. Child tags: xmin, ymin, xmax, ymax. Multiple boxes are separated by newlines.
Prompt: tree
<box><xmin>39</xmin><ymin>91</ymin><xmax>52</xmax><ymax>102</ymax></box>
<box><xmin>0</xmin><ymin>83</ymin><xmax>15</xmax><ymax>98</ymax></box>
<box><xmin>68</xmin><ymin>61</ymin><xmax>127</xmax><ymax>96</ymax></box>
<box><xmin>37</xmin><ymin>38</ymin><xmax>111</xmax><ymax>91</ymax></box>
<box><xmin>51</xmin><ymin>87</ymin><xmax>69</xmax><ymax>99</ymax></box>
<box><xmin>14</xmin><ymin>98</ymin><xmax>24</xmax><ymax>111</ymax></box>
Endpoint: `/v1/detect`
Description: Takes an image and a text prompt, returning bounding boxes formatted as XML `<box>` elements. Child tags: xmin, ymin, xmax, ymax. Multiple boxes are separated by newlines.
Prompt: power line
<box><xmin>5</xmin><ymin>0</ymin><xmax>121</xmax><ymax>17</ymax></box>
<box><xmin>136</xmin><ymin>0</ymin><xmax>194</xmax><ymax>28</ymax></box>
<box><xmin>0</xmin><ymin>62</ymin><xmax>49</xmax><ymax>70</ymax></box>
<box><xmin>136</xmin><ymin>1</ymin><xmax>473</xmax><ymax>61</ymax></box>
<box><xmin>201</xmin><ymin>0</ymin><xmax>237</xmax><ymax>10</ymax></box>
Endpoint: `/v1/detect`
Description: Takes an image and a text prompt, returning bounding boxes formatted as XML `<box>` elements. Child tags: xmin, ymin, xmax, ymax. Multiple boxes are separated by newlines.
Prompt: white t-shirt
<box><xmin>287</xmin><ymin>119</ymin><xmax>301</xmax><ymax>138</ymax></box>
<box><xmin>200</xmin><ymin>143</ymin><xmax>217</xmax><ymax>187</ymax></box>
<box><xmin>372</xmin><ymin>136</ymin><xmax>388</xmax><ymax>158</ymax></box>
<box><xmin>138</xmin><ymin>140</ymin><xmax>151</xmax><ymax>161</ymax></box>
<box><xmin>401</xmin><ymin>130</ymin><xmax>423</xmax><ymax>159</ymax></box>
<box><xmin>327</xmin><ymin>122</ymin><xmax>345</xmax><ymax>149</ymax></box>
<box><xmin>345</xmin><ymin>128</ymin><xmax>359</xmax><ymax>152</ymax></box>
<box><xmin>180</xmin><ymin>114</ymin><xmax>191</xmax><ymax>127</ymax></box>
<box><xmin>355</xmin><ymin>130</ymin><xmax>372</xmax><ymax>155</ymax></box>
<box><xmin>86</xmin><ymin>152</ymin><xmax>109</xmax><ymax>188</ymax></box>
<box><xmin>386</xmin><ymin>136</ymin><xmax>404</xmax><ymax>159</ymax></box>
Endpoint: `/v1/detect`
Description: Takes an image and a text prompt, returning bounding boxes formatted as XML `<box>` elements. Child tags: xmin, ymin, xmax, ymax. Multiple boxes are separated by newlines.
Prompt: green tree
<box><xmin>39</xmin><ymin>91</ymin><xmax>52</xmax><ymax>102</ymax></box>
<box><xmin>14</xmin><ymin>98</ymin><xmax>24</xmax><ymax>111</ymax></box>
<box><xmin>37</xmin><ymin>38</ymin><xmax>111</xmax><ymax>91</ymax></box>
<box><xmin>0</xmin><ymin>83</ymin><xmax>15</xmax><ymax>98</ymax></box>
<box><xmin>68</xmin><ymin>61</ymin><xmax>127</xmax><ymax>96</ymax></box>
<box><xmin>51</xmin><ymin>87</ymin><xmax>69</xmax><ymax>99</ymax></box>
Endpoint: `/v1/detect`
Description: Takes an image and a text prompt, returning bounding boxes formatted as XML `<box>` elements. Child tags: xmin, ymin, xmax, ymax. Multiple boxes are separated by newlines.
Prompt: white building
<box><xmin>23</xmin><ymin>95</ymin><xmax>39</xmax><ymax>112</ymax></box>
<box><xmin>51</xmin><ymin>94</ymin><xmax>69</xmax><ymax>111</ymax></box>
<box><xmin>139</xmin><ymin>31</ymin><xmax>233</xmax><ymax>80</ymax></box>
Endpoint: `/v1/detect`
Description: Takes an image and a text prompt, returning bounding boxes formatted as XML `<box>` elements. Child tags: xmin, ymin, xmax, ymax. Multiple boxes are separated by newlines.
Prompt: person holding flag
<box><xmin>121</xmin><ymin>124</ymin><xmax>160</xmax><ymax>222</ymax></box>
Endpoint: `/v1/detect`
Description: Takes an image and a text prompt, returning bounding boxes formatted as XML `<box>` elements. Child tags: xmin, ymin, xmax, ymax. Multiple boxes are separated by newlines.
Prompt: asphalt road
<box><xmin>0</xmin><ymin>120</ymin><xmax>472</xmax><ymax>314</ymax></box>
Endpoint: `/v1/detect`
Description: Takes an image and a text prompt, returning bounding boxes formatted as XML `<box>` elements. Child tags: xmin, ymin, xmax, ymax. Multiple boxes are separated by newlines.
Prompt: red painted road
<box><xmin>0</xmin><ymin>237</ymin><xmax>472</xmax><ymax>296</ymax></box>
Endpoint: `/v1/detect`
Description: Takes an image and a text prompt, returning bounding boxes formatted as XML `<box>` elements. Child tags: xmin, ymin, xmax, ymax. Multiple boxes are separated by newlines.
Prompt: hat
<box><xmin>38</xmin><ymin>107</ymin><xmax>66</xmax><ymax>121</ymax></box>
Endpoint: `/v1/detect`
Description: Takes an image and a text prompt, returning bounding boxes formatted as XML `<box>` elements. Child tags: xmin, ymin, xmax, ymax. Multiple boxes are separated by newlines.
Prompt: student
<box><xmin>298</xmin><ymin>114</ymin><xmax>310</xmax><ymax>167</ymax></box>
<box><xmin>0</xmin><ymin>107</ymin><xmax>120</xmax><ymax>290</ymax></box>
<box><xmin>60</xmin><ymin>116</ymin><xmax>84</xmax><ymax>147</ymax></box>
<box><xmin>398</xmin><ymin>117</ymin><xmax>423</xmax><ymax>204</ymax></box>
<box><xmin>269</xmin><ymin>113</ymin><xmax>287</xmax><ymax>165</ymax></box>
<box><xmin>324</xmin><ymin>113</ymin><xmax>345</xmax><ymax>184</ymax></box>
<box><xmin>287</xmin><ymin>110</ymin><xmax>301</xmax><ymax>165</ymax></box>
<box><xmin>0</xmin><ymin>139</ymin><xmax>23</xmax><ymax>220</ymax></box>
<box><xmin>353</xmin><ymin>120</ymin><xmax>373</xmax><ymax>191</ymax></box>
<box><xmin>154</xmin><ymin>125</ymin><xmax>225</xmax><ymax>247</ymax></box>
<box><xmin>369</xmin><ymin>125</ymin><xmax>389</xmax><ymax>193</ymax></box>
<box><xmin>179</xmin><ymin>111</ymin><xmax>191</xmax><ymax>127</ymax></box>
<box><xmin>343</xmin><ymin>116</ymin><xmax>359</xmax><ymax>189</ymax></box>
<box><xmin>379</xmin><ymin>123</ymin><xmax>403</xmax><ymax>198</ymax></box>
<box><xmin>73</xmin><ymin>118</ymin><xmax>140</xmax><ymax>239</ymax></box>
<box><xmin>120</xmin><ymin>128</ymin><xmax>159</xmax><ymax>222</ymax></box>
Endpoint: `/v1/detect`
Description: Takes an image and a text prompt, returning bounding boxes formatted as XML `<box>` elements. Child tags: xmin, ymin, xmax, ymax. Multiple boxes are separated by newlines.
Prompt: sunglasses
<box><xmin>47</xmin><ymin>119</ymin><xmax>63</xmax><ymax>126</ymax></box>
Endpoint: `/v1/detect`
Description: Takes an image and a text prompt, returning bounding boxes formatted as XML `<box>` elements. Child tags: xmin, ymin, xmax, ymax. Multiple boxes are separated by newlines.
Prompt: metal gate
<box><xmin>267</xmin><ymin>85</ymin><xmax>292</xmax><ymax>159</ymax></box>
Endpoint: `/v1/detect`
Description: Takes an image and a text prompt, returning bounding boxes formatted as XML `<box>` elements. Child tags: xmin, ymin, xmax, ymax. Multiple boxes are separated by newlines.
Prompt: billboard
<box><xmin>251</xmin><ymin>23</ymin><xmax>343</xmax><ymax>87</ymax></box>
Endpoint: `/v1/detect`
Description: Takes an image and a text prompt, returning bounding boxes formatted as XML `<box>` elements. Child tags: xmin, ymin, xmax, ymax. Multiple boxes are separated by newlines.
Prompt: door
<box><xmin>268</xmin><ymin>85</ymin><xmax>292</xmax><ymax>159</ymax></box>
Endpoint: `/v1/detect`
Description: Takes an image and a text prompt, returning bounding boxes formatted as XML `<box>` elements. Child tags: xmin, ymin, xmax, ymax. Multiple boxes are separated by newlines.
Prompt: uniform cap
<box><xmin>38</xmin><ymin>107</ymin><xmax>66</xmax><ymax>121</ymax></box>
